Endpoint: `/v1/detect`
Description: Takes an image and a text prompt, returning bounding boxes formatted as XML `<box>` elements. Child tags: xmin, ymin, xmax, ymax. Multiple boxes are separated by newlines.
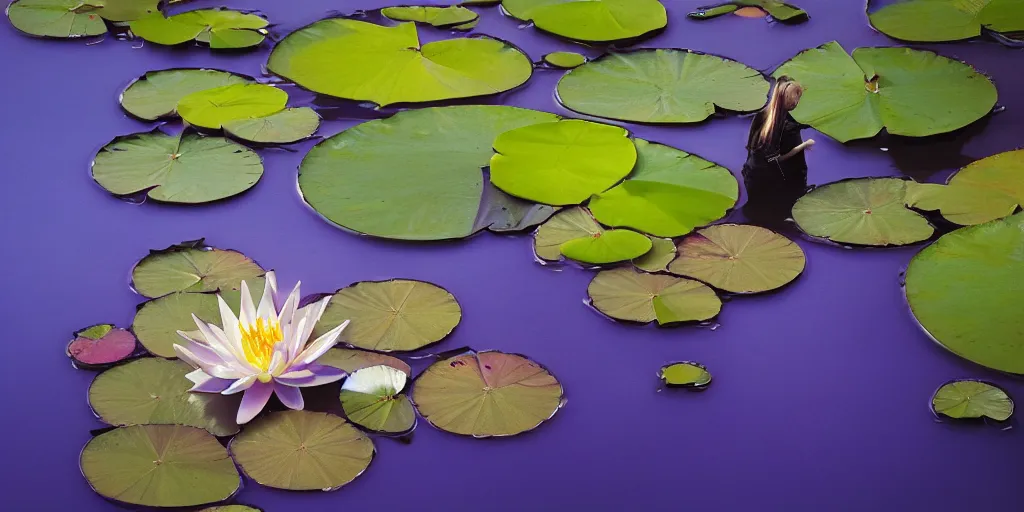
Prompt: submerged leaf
<box><xmin>229</xmin><ymin>411</ymin><xmax>374</xmax><ymax>491</ymax></box>
<box><xmin>224</xmin><ymin>107</ymin><xmax>320</xmax><ymax>144</ymax></box>
<box><xmin>412</xmin><ymin>351</ymin><xmax>563</xmax><ymax>437</ymax></box>
<box><xmin>120</xmin><ymin>68</ymin><xmax>252</xmax><ymax>121</ymax></box>
<box><xmin>588</xmin><ymin>268</ymin><xmax>722</xmax><ymax>325</ymax></box>
<box><xmin>660</xmin><ymin>362</ymin><xmax>712</xmax><ymax>388</ymax></box>
<box><xmin>501</xmin><ymin>0</ymin><xmax>667</xmax><ymax>42</ymax></box>
<box><xmin>341</xmin><ymin>365</ymin><xmax>416</xmax><ymax>434</ymax></box>
<box><xmin>792</xmin><ymin>178</ymin><xmax>933</xmax><ymax>246</ymax></box>
<box><xmin>932</xmin><ymin>380</ymin><xmax>1014</xmax><ymax>421</ymax></box>
<box><xmin>80</xmin><ymin>425</ymin><xmax>240</xmax><ymax>507</ymax></box>
<box><xmin>67</xmin><ymin>324</ymin><xmax>136</xmax><ymax>368</ymax></box>
<box><xmin>669</xmin><ymin>224</ymin><xmax>805</xmax><ymax>293</ymax></box>
<box><xmin>475</xmin><ymin>183</ymin><xmax>559</xmax><ymax>233</ymax></box>
<box><xmin>533</xmin><ymin>207</ymin><xmax>603</xmax><ymax>261</ymax></box>
<box><xmin>131</xmin><ymin>244</ymin><xmax>264</xmax><ymax>298</ymax></box>
<box><xmin>560</xmin><ymin>229</ymin><xmax>652</xmax><ymax>265</ymax></box>
<box><xmin>381</xmin><ymin>5</ymin><xmax>478</xmax><ymax>27</ymax></box>
<box><xmin>7</xmin><ymin>0</ymin><xmax>107</xmax><ymax>38</ymax></box>
<box><xmin>177</xmin><ymin>84</ymin><xmax>287</xmax><ymax>130</ymax></box>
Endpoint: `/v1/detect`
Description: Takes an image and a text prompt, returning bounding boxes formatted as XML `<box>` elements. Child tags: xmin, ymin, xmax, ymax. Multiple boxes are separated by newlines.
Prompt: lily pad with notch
<box><xmin>500</xmin><ymin>0</ymin><xmax>667</xmax><ymax>43</ymax></box>
<box><xmin>931</xmin><ymin>380</ymin><xmax>1014</xmax><ymax>421</ymax></box>
<box><xmin>868</xmin><ymin>0</ymin><xmax>1024</xmax><ymax>44</ymax></box>
<box><xmin>7</xmin><ymin>0</ymin><xmax>108</xmax><ymax>38</ymax></box>
<box><xmin>177</xmin><ymin>83</ymin><xmax>287</xmax><ymax>130</ymax></box>
<box><xmin>906</xmin><ymin>149</ymin><xmax>1023</xmax><ymax>226</ymax></box>
<box><xmin>533</xmin><ymin>206</ymin><xmax>603</xmax><ymax>262</ymax></box>
<box><xmin>120</xmin><ymin>68</ymin><xmax>253</xmax><ymax>121</ymax></box>
<box><xmin>340</xmin><ymin>365</ymin><xmax>416</xmax><ymax>434</ymax></box>
<box><xmin>587</xmin><ymin>268</ymin><xmax>722</xmax><ymax>325</ymax></box>
<box><xmin>560</xmin><ymin>229</ymin><xmax>652</xmax><ymax>265</ymax></box>
<box><xmin>669</xmin><ymin>224</ymin><xmax>805</xmax><ymax>293</ymax></box>
<box><xmin>224</xmin><ymin>107</ymin><xmax>321</xmax><ymax>144</ymax></box>
<box><xmin>659</xmin><ymin>362</ymin><xmax>712</xmax><ymax>389</ymax></box>
<box><xmin>633</xmin><ymin>236</ymin><xmax>676</xmax><ymax>272</ymax></box>
<box><xmin>67</xmin><ymin>324</ymin><xmax>136</xmax><ymax>369</ymax></box>
<box><xmin>381</xmin><ymin>5</ymin><xmax>478</xmax><ymax>27</ymax></box>
<box><xmin>131</xmin><ymin>240</ymin><xmax>265</xmax><ymax>298</ymax></box>
<box><xmin>130</xmin><ymin>8</ymin><xmax>268</xmax><ymax>49</ymax></box>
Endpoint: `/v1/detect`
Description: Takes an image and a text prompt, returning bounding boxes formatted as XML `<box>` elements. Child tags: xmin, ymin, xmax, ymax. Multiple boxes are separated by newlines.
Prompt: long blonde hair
<box><xmin>754</xmin><ymin>78</ymin><xmax>803</xmax><ymax>150</ymax></box>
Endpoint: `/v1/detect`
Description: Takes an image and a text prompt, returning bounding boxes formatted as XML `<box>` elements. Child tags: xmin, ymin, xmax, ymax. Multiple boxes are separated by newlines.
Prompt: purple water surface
<box><xmin>2</xmin><ymin>0</ymin><xmax>1022</xmax><ymax>510</ymax></box>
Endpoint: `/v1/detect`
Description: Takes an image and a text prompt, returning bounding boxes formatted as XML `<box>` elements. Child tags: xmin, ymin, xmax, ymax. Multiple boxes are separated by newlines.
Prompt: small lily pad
<box><xmin>931</xmin><ymin>380</ymin><xmax>1014</xmax><ymax>421</ymax></box>
<box><xmin>490</xmin><ymin>119</ymin><xmax>637</xmax><ymax>206</ymax></box>
<box><xmin>131</xmin><ymin>242</ymin><xmax>265</xmax><ymax>298</ymax></box>
<box><xmin>689</xmin><ymin>1</ymin><xmax>807</xmax><ymax>22</ymax></box>
<box><xmin>669</xmin><ymin>224</ymin><xmax>805</xmax><ymax>293</ymax></box>
<box><xmin>543</xmin><ymin>51</ymin><xmax>586</xmax><ymax>68</ymax></box>
<box><xmin>633</xmin><ymin>236</ymin><xmax>676</xmax><ymax>272</ymax></box>
<box><xmin>81</xmin><ymin>425</ymin><xmax>240</xmax><ymax>507</ymax></box>
<box><xmin>792</xmin><ymin>178</ymin><xmax>934</xmax><ymax>246</ymax></box>
<box><xmin>319</xmin><ymin>348</ymin><xmax>412</xmax><ymax>375</ymax></box>
<box><xmin>412</xmin><ymin>350</ymin><xmax>564</xmax><ymax>437</ymax></box>
<box><xmin>224</xmin><ymin>107</ymin><xmax>320</xmax><ymax>144</ymax></box>
<box><xmin>533</xmin><ymin>207</ymin><xmax>602</xmax><ymax>261</ymax></box>
<box><xmin>659</xmin><ymin>362</ymin><xmax>712</xmax><ymax>388</ymax></box>
<box><xmin>587</xmin><ymin>268</ymin><xmax>722</xmax><ymax>325</ymax></box>
<box><xmin>7</xmin><ymin>0</ymin><xmax>107</xmax><ymax>38</ymax></box>
<box><xmin>560</xmin><ymin>229</ymin><xmax>652</xmax><ymax>265</ymax></box>
<box><xmin>501</xmin><ymin>0</ymin><xmax>667</xmax><ymax>43</ymax></box>
<box><xmin>907</xmin><ymin>149</ymin><xmax>1023</xmax><ymax>226</ymax></box>
<box><xmin>869</xmin><ymin>0</ymin><xmax>1024</xmax><ymax>43</ymax></box>
<box><xmin>89</xmin><ymin>358</ymin><xmax>241</xmax><ymax>436</ymax></box>
<box><xmin>229</xmin><ymin>410</ymin><xmax>374</xmax><ymax>491</ymax></box>
<box><xmin>557</xmin><ymin>49</ymin><xmax>769</xmax><ymax>124</ymax></box>
<box><xmin>67</xmin><ymin>324</ymin><xmax>136</xmax><ymax>369</ymax></box>
<box><xmin>312</xmin><ymin>280</ymin><xmax>462</xmax><ymax>352</ymax></box>
<box><xmin>341</xmin><ymin>365</ymin><xmax>416</xmax><ymax>434</ymax></box>
<box><xmin>120</xmin><ymin>69</ymin><xmax>252</xmax><ymax>121</ymax></box>
<box><xmin>177</xmin><ymin>83</ymin><xmax>287</xmax><ymax>130</ymax></box>
<box><xmin>381</xmin><ymin>5</ymin><xmax>478</xmax><ymax>27</ymax></box>
<box><xmin>91</xmin><ymin>130</ymin><xmax>263</xmax><ymax>204</ymax></box>
<box><xmin>130</xmin><ymin>9</ymin><xmax>268</xmax><ymax>49</ymax></box>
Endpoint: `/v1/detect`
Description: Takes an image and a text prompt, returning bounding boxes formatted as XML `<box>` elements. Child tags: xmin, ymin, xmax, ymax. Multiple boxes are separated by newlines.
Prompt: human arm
<box><xmin>779</xmin><ymin>139</ymin><xmax>814</xmax><ymax>161</ymax></box>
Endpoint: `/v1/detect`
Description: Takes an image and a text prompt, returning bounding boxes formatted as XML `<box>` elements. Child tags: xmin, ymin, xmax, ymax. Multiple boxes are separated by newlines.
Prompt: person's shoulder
<box><xmin>785</xmin><ymin>113</ymin><xmax>809</xmax><ymax>129</ymax></box>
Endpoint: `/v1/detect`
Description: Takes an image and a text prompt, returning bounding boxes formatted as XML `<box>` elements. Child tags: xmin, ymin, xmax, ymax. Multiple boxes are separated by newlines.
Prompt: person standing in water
<box><xmin>742</xmin><ymin>77</ymin><xmax>814</xmax><ymax>226</ymax></box>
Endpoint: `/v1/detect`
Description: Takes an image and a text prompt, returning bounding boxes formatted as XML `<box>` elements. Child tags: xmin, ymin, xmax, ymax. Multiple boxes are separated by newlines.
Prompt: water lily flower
<box><xmin>173</xmin><ymin>271</ymin><xmax>350</xmax><ymax>424</ymax></box>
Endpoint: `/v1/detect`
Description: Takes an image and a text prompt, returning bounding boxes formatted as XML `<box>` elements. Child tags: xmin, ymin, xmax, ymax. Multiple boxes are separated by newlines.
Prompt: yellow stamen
<box><xmin>239</xmin><ymin>318</ymin><xmax>283</xmax><ymax>371</ymax></box>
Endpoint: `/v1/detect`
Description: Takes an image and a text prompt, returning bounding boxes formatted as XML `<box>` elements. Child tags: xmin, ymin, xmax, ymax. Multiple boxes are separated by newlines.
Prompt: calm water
<box><xmin>1</xmin><ymin>0</ymin><xmax>1022</xmax><ymax>510</ymax></box>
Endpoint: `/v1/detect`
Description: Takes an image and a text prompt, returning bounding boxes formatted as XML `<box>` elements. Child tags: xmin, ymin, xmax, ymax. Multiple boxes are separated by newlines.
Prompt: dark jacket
<box><xmin>744</xmin><ymin>111</ymin><xmax>808</xmax><ymax>178</ymax></box>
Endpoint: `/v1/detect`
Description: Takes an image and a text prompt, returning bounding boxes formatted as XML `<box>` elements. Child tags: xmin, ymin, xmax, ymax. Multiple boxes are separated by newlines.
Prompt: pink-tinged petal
<box><xmin>237</xmin><ymin>382</ymin><xmax>274</xmax><ymax>424</ymax></box>
<box><xmin>175</xmin><ymin>344</ymin><xmax>245</xmax><ymax>380</ymax></box>
<box><xmin>239</xmin><ymin>280</ymin><xmax>257</xmax><ymax>327</ymax></box>
<box><xmin>278</xmin><ymin>284</ymin><xmax>302</xmax><ymax>352</ymax></box>
<box><xmin>222</xmin><ymin>374</ymin><xmax>257</xmax><ymax>395</ymax></box>
<box><xmin>174</xmin><ymin>332</ymin><xmax>228</xmax><ymax>367</ymax></box>
<box><xmin>217</xmin><ymin>295</ymin><xmax>244</xmax><ymax>355</ymax></box>
<box><xmin>275</xmin><ymin>364</ymin><xmax>346</xmax><ymax>387</ymax></box>
<box><xmin>274</xmin><ymin>383</ymin><xmax>304</xmax><ymax>410</ymax></box>
<box><xmin>256</xmin><ymin>271</ymin><xmax>279</xmax><ymax>324</ymax></box>
<box><xmin>191</xmin><ymin>315</ymin><xmax>242</xmax><ymax>363</ymax></box>
<box><xmin>268</xmin><ymin>343</ymin><xmax>289</xmax><ymax>376</ymax></box>
<box><xmin>296</xmin><ymin>320</ymin><xmax>349</xmax><ymax>366</ymax></box>
<box><xmin>186</xmin><ymin>370</ymin><xmax>234</xmax><ymax>393</ymax></box>
<box><xmin>286</xmin><ymin>316</ymin><xmax>309</xmax><ymax>363</ymax></box>
<box><xmin>295</xmin><ymin>297</ymin><xmax>331</xmax><ymax>355</ymax></box>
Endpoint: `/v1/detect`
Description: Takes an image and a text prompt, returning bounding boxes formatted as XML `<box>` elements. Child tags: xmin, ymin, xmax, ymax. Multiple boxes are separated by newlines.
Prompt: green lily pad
<box><xmin>452</xmin><ymin>18</ymin><xmax>478</xmax><ymax>30</ymax></box>
<box><xmin>81</xmin><ymin>425</ymin><xmax>240</xmax><ymax>507</ymax></box>
<box><xmin>132</xmin><ymin>292</ymin><xmax>219</xmax><ymax>358</ymax></box>
<box><xmin>792</xmin><ymin>178</ymin><xmax>934</xmax><ymax>246</ymax></box>
<box><xmin>587</xmin><ymin>268</ymin><xmax>722</xmax><ymax>325</ymax></box>
<box><xmin>131</xmin><ymin>242</ymin><xmax>264</xmax><ymax>298</ymax></box>
<box><xmin>689</xmin><ymin>1</ymin><xmax>807</xmax><ymax>22</ymax></box>
<box><xmin>906</xmin><ymin>149</ymin><xmax>1023</xmax><ymax>226</ymax></box>
<box><xmin>869</xmin><ymin>0</ymin><xmax>1024</xmax><ymax>43</ymax></box>
<box><xmin>381</xmin><ymin>5</ymin><xmax>478</xmax><ymax>27</ymax></box>
<box><xmin>543</xmin><ymin>51</ymin><xmax>586</xmax><ymax>68</ymax></box>
<box><xmin>201</xmin><ymin>506</ymin><xmax>262</xmax><ymax>512</ymax></box>
<box><xmin>312</xmin><ymin>279</ymin><xmax>462</xmax><ymax>352</ymax></box>
<box><xmin>774</xmin><ymin>41</ymin><xmax>997</xmax><ymax>142</ymax></box>
<box><xmin>501</xmin><ymin>0</ymin><xmax>667</xmax><ymax>42</ymax></box>
<box><xmin>533</xmin><ymin>207</ymin><xmax>602</xmax><ymax>261</ymax></box>
<box><xmin>557</xmin><ymin>49</ymin><xmax>769</xmax><ymax>124</ymax></box>
<box><xmin>7</xmin><ymin>0</ymin><xmax>106</xmax><ymax>38</ymax></box>
<box><xmin>300</xmin><ymin>105</ymin><xmax>558</xmax><ymax>240</ymax></box>
<box><xmin>120</xmin><ymin>68</ymin><xmax>252</xmax><ymax>121</ymax></box>
<box><xmin>177</xmin><ymin>83</ymin><xmax>287</xmax><ymax>130</ymax></box>
<box><xmin>659</xmin><ymin>362</ymin><xmax>712</xmax><ymax>388</ymax></box>
<box><xmin>561</xmin><ymin>229</ymin><xmax>652</xmax><ymax>265</ymax></box>
<box><xmin>224</xmin><ymin>107</ymin><xmax>320</xmax><ymax>144</ymax></box>
<box><xmin>931</xmin><ymin>380</ymin><xmax>1014</xmax><ymax>421</ymax></box>
<box><xmin>95</xmin><ymin>0</ymin><xmax>160</xmax><ymax>23</ymax></box>
<box><xmin>89</xmin><ymin>358</ymin><xmax>241</xmax><ymax>436</ymax></box>
<box><xmin>229</xmin><ymin>410</ymin><xmax>374</xmax><ymax>491</ymax></box>
<box><xmin>669</xmin><ymin>224</ymin><xmax>805</xmax><ymax>293</ymax></box>
<box><xmin>130</xmin><ymin>9</ymin><xmax>268</xmax><ymax>48</ymax></box>
<box><xmin>67</xmin><ymin>324</ymin><xmax>137</xmax><ymax>368</ymax></box>
<box><xmin>341</xmin><ymin>365</ymin><xmax>416</xmax><ymax>434</ymax></box>
<box><xmin>905</xmin><ymin>213</ymin><xmax>1024</xmax><ymax>374</ymax></box>
<box><xmin>588</xmin><ymin>140</ymin><xmax>739</xmax><ymax>237</ymax></box>
<box><xmin>267</xmin><ymin>19</ymin><xmax>532</xmax><ymax>106</ymax></box>
<box><xmin>633</xmin><ymin>236</ymin><xmax>676</xmax><ymax>272</ymax></box>
<box><xmin>489</xmin><ymin>119</ymin><xmax>637</xmax><ymax>206</ymax></box>
<box><xmin>319</xmin><ymin>348</ymin><xmax>412</xmax><ymax>375</ymax></box>
<box><xmin>412</xmin><ymin>350</ymin><xmax>564</xmax><ymax>437</ymax></box>
<box><xmin>91</xmin><ymin>130</ymin><xmax>263</xmax><ymax>204</ymax></box>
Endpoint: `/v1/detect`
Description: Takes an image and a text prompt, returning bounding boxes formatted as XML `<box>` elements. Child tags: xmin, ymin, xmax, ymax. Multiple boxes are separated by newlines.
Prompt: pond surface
<box><xmin>1</xmin><ymin>0</ymin><xmax>1022</xmax><ymax>509</ymax></box>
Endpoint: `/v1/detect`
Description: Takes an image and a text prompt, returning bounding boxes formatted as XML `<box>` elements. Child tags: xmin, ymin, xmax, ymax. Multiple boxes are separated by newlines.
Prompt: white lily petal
<box><xmin>175</xmin><ymin>344</ymin><xmax>245</xmax><ymax>380</ymax></box>
<box><xmin>286</xmin><ymin>315</ymin><xmax>309</xmax><ymax>363</ymax></box>
<box><xmin>174</xmin><ymin>332</ymin><xmax>228</xmax><ymax>367</ymax></box>
<box><xmin>256</xmin><ymin>271</ymin><xmax>279</xmax><ymax>325</ymax></box>
<box><xmin>217</xmin><ymin>294</ymin><xmax>245</xmax><ymax>356</ymax></box>
<box><xmin>222</xmin><ymin>374</ymin><xmax>258</xmax><ymax>395</ymax></box>
<box><xmin>267</xmin><ymin>350</ymin><xmax>286</xmax><ymax>376</ymax></box>
<box><xmin>185</xmin><ymin>368</ymin><xmax>212</xmax><ymax>385</ymax></box>
<box><xmin>278</xmin><ymin>283</ymin><xmax>302</xmax><ymax>350</ymax></box>
<box><xmin>342</xmin><ymin>365</ymin><xmax>407</xmax><ymax>394</ymax></box>
<box><xmin>299</xmin><ymin>297</ymin><xmax>332</xmax><ymax>352</ymax></box>
<box><xmin>239</xmin><ymin>280</ymin><xmax>257</xmax><ymax>327</ymax></box>
<box><xmin>190</xmin><ymin>315</ymin><xmax>244</xmax><ymax>366</ymax></box>
<box><xmin>296</xmin><ymin>319</ymin><xmax>348</xmax><ymax>366</ymax></box>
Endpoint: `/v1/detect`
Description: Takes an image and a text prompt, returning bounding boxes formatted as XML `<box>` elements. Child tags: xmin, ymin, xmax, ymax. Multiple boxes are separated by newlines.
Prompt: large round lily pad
<box><xmin>340</xmin><ymin>365</ymin><xmax>416</xmax><ymax>434</ymax></box>
<box><xmin>120</xmin><ymin>69</ymin><xmax>252</xmax><ymax>121</ymax></box>
<box><xmin>381</xmin><ymin>5</ymin><xmax>478</xmax><ymax>27</ymax></box>
<box><xmin>299</xmin><ymin>105</ymin><xmax>558</xmax><ymax>240</ymax></box>
<box><xmin>81</xmin><ymin>425</ymin><xmax>240</xmax><ymax>507</ymax></box>
<box><xmin>229</xmin><ymin>410</ymin><xmax>374</xmax><ymax>491</ymax></box>
<box><xmin>869</xmin><ymin>0</ymin><xmax>1024</xmax><ymax>43</ymax></box>
<box><xmin>130</xmin><ymin>9</ymin><xmax>268</xmax><ymax>48</ymax></box>
<box><xmin>412</xmin><ymin>351</ymin><xmax>563</xmax><ymax>437</ymax></box>
<box><xmin>267</xmin><ymin>19</ymin><xmax>532</xmax><ymax>106</ymax></box>
<box><xmin>7</xmin><ymin>0</ymin><xmax>107</xmax><ymax>38</ymax></box>
<box><xmin>224</xmin><ymin>107</ymin><xmax>320</xmax><ymax>144</ymax></box>
<box><xmin>560</xmin><ymin>229</ymin><xmax>652</xmax><ymax>265</ymax></box>
<box><xmin>906</xmin><ymin>149</ymin><xmax>1023</xmax><ymax>226</ymax></box>
<box><xmin>131</xmin><ymin>243</ymin><xmax>264</xmax><ymax>298</ymax></box>
<box><xmin>312</xmin><ymin>280</ymin><xmax>462</xmax><ymax>352</ymax></box>
<box><xmin>669</xmin><ymin>224</ymin><xmax>805</xmax><ymax>293</ymax></box>
<box><xmin>588</xmin><ymin>139</ymin><xmax>739</xmax><ymax>237</ymax></box>
<box><xmin>91</xmin><ymin>130</ymin><xmax>263</xmax><ymax>204</ymax></box>
<box><xmin>67</xmin><ymin>324</ymin><xmax>136</xmax><ymax>368</ymax></box>
<box><xmin>556</xmin><ymin>49</ymin><xmax>769</xmax><ymax>124</ymax></box>
<box><xmin>774</xmin><ymin>41</ymin><xmax>997</xmax><ymax>142</ymax></box>
<box><xmin>904</xmin><ymin>213</ymin><xmax>1024</xmax><ymax>374</ymax></box>
<box><xmin>931</xmin><ymin>380</ymin><xmax>1014</xmax><ymax>421</ymax></box>
<box><xmin>501</xmin><ymin>0</ymin><xmax>667</xmax><ymax>42</ymax></box>
<box><xmin>89</xmin><ymin>358</ymin><xmax>241</xmax><ymax>436</ymax></box>
<box><xmin>792</xmin><ymin>178</ymin><xmax>934</xmax><ymax>246</ymax></box>
<box><xmin>319</xmin><ymin>348</ymin><xmax>412</xmax><ymax>376</ymax></box>
<box><xmin>587</xmin><ymin>268</ymin><xmax>722</xmax><ymax>325</ymax></box>
<box><xmin>532</xmin><ymin>207</ymin><xmax>602</xmax><ymax>262</ymax></box>
<box><xmin>177</xmin><ymin>84</ymin><xmax>286</xmax><ymax>130</ymax></box>
<box><xmin>489</xmin><ymin>120</ymin><xmax>637</xmax><ymax>206</ymax></box>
